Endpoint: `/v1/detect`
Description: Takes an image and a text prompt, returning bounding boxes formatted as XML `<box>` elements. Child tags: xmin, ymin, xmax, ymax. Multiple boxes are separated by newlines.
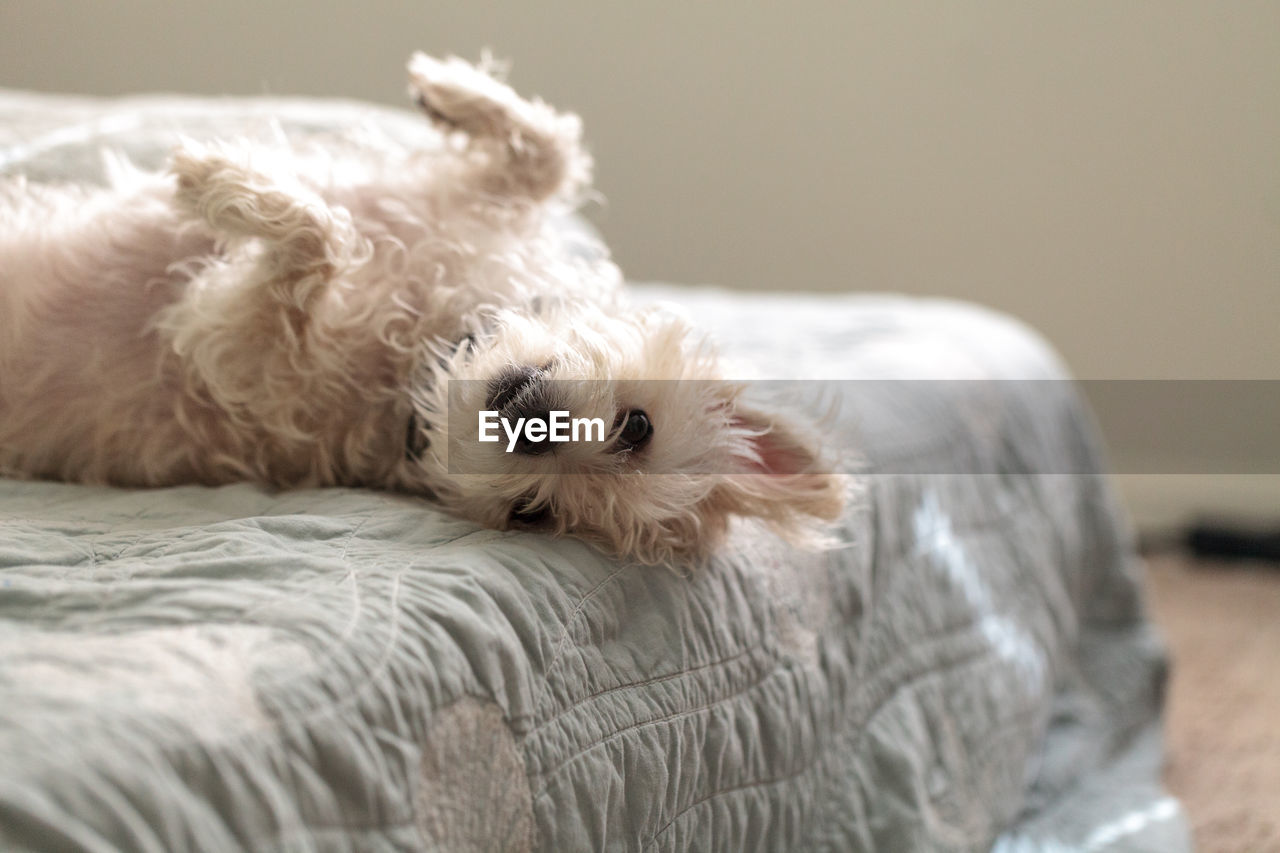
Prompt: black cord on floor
<box><xmin>1139</xmin><ymin>520</ymin><xmax>1280</xmax><ymax>564</ymax></box>
<box><xmin>1185</xmin><ymin>520</ymin><xmax>1280</xmax><ymax>563</ymax></box>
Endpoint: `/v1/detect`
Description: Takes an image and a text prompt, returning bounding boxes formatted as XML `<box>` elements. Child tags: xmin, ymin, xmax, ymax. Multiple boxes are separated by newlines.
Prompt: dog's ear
<box><xmin>713</xmin><ymin>406</ymin><xmax>846</xmax><ymax>540</ymax></box>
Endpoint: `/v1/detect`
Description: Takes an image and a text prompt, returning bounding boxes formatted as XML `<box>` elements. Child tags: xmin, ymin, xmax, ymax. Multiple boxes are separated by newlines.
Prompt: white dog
<box><xmin>0</xmin><ymin>53</ymin><xmax>843</xmax><ymax>564</ymax></box>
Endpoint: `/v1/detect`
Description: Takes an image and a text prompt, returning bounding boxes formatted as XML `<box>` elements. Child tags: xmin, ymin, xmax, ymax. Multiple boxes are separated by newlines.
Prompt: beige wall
<box><xmin>3</xmin><ymin>2</ymin><xmax>1277</xmax><ymax>523</ymax></box>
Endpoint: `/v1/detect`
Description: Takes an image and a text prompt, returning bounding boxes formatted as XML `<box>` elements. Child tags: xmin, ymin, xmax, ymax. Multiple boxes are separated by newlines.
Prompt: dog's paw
<box><xmin>405</xmin><ymin>52</ymin><xmax>588</xmax><ymax>202</ymax></box>
<box><xmin>170</xmin><ymin>143</ymin><xmax>290</xmax><ymax>240</ymax></box>
<box><xmin>407</xmin><ymin>53</ymin><xmax>529</xmax><ymax>139</ymax></box>
<box><xmin>167</xmin><ymin>141</ymin><xmax>357</xmax><ymax>275</ymax></box>
<box><xmin>169</xmin><ymin>141</ymin><xmax>238</xmax><ymax>211</ymax></box>
<box><xmin>168</xmin><ymin>142</ymin><xmax>281</xmax><ymax>238</ymax></box>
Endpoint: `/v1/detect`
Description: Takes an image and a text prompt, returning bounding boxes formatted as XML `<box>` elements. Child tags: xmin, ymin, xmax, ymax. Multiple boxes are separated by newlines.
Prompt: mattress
<box><xmin>0</xmin><ymin>91</ymin><xmax>1190</xmax><ymax>851</ymax></box>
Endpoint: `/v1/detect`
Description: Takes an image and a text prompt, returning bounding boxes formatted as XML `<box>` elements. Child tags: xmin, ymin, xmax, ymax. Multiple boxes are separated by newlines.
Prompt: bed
<box><xmin>0</xmin><ymin>91</ymin><xmax>1189</xmax><ymax>851</ymax></box>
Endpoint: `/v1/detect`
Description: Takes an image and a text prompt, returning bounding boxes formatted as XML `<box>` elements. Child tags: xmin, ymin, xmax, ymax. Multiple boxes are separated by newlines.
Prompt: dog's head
<box><xmin>403</xmin><ymin>301</ymin><xmax>845</xmax><ymax>565</ymax></box>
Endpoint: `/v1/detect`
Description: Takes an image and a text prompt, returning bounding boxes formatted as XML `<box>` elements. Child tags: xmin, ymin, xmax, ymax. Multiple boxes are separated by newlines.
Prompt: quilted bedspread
<box><xmin>0</xmin><ymin>91</ymin><xmax>1189</xmax><ymax>851</ymax></box>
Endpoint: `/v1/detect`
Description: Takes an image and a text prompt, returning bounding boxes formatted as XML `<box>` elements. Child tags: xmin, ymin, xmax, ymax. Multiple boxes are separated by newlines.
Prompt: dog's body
<box><xmin>0</xmin><ymin>54</ymin><xmax>843</xmax><ymax>563</ymax></box>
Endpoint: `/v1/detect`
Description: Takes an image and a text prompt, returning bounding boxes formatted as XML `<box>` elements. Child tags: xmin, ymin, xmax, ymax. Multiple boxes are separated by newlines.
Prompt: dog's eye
<box><xmin>616</xmin><ymin>409</ymin><xmax>653</xmax><ymax>451</ymax></box>
<box><xmin>509</xmin><ymin>500</ymin><xmax>551</xmax><ymax>528</ymax></box>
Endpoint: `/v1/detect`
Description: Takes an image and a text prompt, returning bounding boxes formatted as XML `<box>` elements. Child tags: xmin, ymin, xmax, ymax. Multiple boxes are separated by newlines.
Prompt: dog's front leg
<box><xmin>169</xmin><ymin>142</ymin><xmax>368</xmax><ymax>338</ymax></box>
<box><xmin>407</xmin><ymin>54</ymin><xmax>591</xmax><ymax>205</ymax></box>
<box><xmin>158</xmin><ymin>143</ymin><xmax>381</xmax><ymax>474</ymax></box>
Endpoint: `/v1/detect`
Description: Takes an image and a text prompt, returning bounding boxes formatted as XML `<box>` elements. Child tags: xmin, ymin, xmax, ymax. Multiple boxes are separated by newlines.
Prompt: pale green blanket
<box><xmin>0</xmin><ymin>91</ymin><xmax>1188</xmax><ymax>852</ymax></box>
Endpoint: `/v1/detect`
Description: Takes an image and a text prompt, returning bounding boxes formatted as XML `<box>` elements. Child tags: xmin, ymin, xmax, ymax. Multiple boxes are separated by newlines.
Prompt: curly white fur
<box><xmin>0</xmin><ymin>53</ymin><xmax>844</xmax><ymax>565</ymax></box>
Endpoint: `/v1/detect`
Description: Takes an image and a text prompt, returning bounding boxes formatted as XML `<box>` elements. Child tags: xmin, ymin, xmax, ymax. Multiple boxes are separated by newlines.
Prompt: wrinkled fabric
<box><xmin>0</xmin><ymin>92</ymin><xmax>1188</xmax><ymax>852</ymax></box>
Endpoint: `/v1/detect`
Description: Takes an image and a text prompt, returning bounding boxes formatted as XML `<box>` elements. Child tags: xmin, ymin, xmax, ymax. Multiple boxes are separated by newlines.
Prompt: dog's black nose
<box><xmin>486</xmin><ymin>366</ymin><xmax>554</xmax><ymax>456</ymax></box>
<box><xmin>486</xmin><ymin>365</ymin><xmax>541</xmax><ymax>412</ymax></box>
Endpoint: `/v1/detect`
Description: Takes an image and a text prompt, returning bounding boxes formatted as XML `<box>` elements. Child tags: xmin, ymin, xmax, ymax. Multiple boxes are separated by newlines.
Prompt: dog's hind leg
<box><xmin>407</xmin><ymin>53</ymin><xmax>591</xmax><ymax>204</ymax></box>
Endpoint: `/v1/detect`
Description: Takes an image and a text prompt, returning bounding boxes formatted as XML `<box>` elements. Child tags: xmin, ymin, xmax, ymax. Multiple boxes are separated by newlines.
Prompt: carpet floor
<box><xmin>1144</xmin><ymin>553</ymin><xmax>1280</xmax><ymax>852</ymax></box>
